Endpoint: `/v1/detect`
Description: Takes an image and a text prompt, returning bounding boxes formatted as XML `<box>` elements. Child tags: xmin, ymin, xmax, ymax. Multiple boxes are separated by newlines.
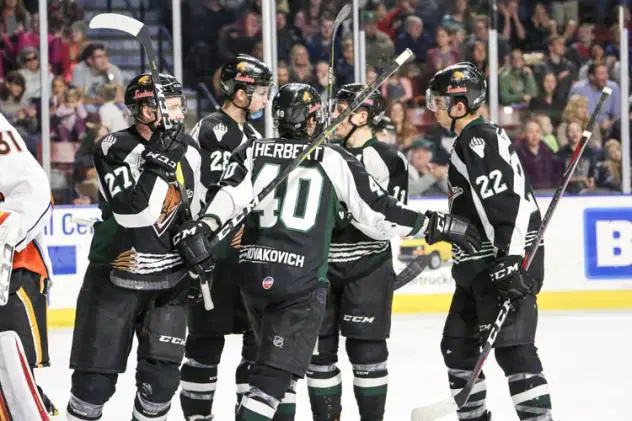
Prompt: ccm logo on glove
<box><xmin>144</xmin><ymin>151</ymin><xmax>177</xmax><ymax>170</ymax></box>
<box><xmin>490</xmin><ymin>261</ymin><xmax>520</xmax><ymax>281</ymax></box>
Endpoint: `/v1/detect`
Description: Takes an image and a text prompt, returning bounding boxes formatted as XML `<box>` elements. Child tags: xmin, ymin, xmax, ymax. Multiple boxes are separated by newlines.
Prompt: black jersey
<box><xmin>189</xmin><ymin>109</ymin><xmax>262</xmax><ymax>205</ymax></box>
<box><xmin>204</xmin><ymin>138</ymin><xmax>425</xmax><ymax>299</ymax></box>
<box><xmin>88</xmin><ymin>126</ymin><xmax>203</xmax><ymax>289</ymax></box>
<box><xmin>328</xmin><ymin>138</ymin><xmax>409</xmax><ymax>279</ymax></box>
<box><xmin>448</xmin><ymin>117</ymin><xmax>543</xmax><ymax>284</ymax></box>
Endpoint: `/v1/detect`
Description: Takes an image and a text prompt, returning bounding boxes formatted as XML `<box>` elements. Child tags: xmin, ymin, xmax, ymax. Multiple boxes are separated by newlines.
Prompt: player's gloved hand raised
<box><xmin>173</xmin><ymin>219</ymin><xmax>217</xmax><ymax>277</ymax></box>
<box><xmin>142</xmin><ymin>122</ymin><xmax>187</xmax><ymax>182</ymax></box>
<box><xmin>424</xmin><ymin>211</ymin><xmax>481</xmax><ymax>254</ymax></box>
<box><xmin>489</xmin><ymin>255</ymin><xmax>533</xmax><ymax>301</ymax></box>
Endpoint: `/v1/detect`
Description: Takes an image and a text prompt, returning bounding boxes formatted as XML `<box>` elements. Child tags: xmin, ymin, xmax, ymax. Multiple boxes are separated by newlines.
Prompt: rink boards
<box><xmin>43</xmin><ymin>196</ymin><xmax>632</xmax><ymax>327</ymax></box>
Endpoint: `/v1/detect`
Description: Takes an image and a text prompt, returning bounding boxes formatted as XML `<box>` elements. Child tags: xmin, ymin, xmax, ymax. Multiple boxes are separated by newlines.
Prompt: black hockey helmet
<box><xmin>426</xmin><ymin>62</ymin><xmax>486</xmax><ymax>114</ymax></box>
<box><xmin>335</xmin><ymin>83</ymin><xmax>385</xmax><ymax>126</ymax></box>
<box><xmin>374</xmin><ymin>115</ymin><xmax>396</xmax><ymax>133</ymax></box>
<box><xmin>220</xmin><ymin>54</ymin><xmax>273</xmax><ymax>99</ymax></box>
<box><xmin>272</xmin><ymin>83</ymin><xmax>322</xmax><ymax>138</ymax></box>
<box><xmin>124</xmin><ymin>72</ymin><xmax>185</xmax><ymax>117</ymax></box>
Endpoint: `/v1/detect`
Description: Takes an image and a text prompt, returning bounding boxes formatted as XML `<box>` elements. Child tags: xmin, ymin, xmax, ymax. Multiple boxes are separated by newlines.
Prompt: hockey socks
<box><xmin>507</xmin><ymin>372</ymin><xmax>553</xmax><ymax>420</ymax></box>
<box><xmin>180</xmin><ymin>359</ymin><xmax>217</xmax><ymax>419</ymax></box>
<box><xmin>236</xmin><ymin>388</ymin><xmax>279</xmax><ymax>421</ymax></box>
<box><xmin>449</xmin><ymin>368</ymin><xmax>489</xmax><ymax>420</ymax></box>
<box><xmin>236</xmin><ymin>359</ymin><xmax>252</xmax><ymax>410</ymax></box>
<box><xmin>132</xmin><ymin>392</ymin><xmax>170</xmax><ymax>421</ymax></box>
<box><xmin>66</xmin><ymin>394</ymin><xmax>103</xmax><ymax>421</ymax></box>
<box><xmin>306</xmin><ymin>363</ymin><xmax>342</xmax><ymax>420</ymax></box>
<box><xmin>352</xmin><ymin>362</ymin><xmax>388</xmax><ymax>421</ymax></box>
<box><xmin>274</xmin><ymin>380</ymin><xmax>297</xmax><ymax>420</ymax></box>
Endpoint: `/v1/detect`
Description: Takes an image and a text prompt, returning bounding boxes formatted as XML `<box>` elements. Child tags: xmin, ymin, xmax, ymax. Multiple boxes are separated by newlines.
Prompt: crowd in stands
<box><xmin>2</xmin><ymin>0</ymin><xmax>630</xmax><ymax>203</ymax></box>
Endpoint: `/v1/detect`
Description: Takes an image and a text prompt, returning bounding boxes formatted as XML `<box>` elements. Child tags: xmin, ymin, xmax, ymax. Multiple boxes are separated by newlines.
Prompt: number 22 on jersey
<box><xmin>252</xmin><ymin>163</ymin><xmax>324</xmax><ymax>232</ymax></box>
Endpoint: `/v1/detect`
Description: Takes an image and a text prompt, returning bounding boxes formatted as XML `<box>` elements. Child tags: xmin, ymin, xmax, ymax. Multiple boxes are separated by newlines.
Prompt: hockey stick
<box><xmin>89</xmin><ymin>13</ymin><xmax>216</xmax><ymax>309</ymax></box>
<box><xmin>394</xmin><ymin>254</ymin><xmax>430</xmax><ymax>290</ymax></box>
<box><xmin>411</xmin><ymin>86</ymin><xmax>613</xmax><ymax>421</ymax></box>
<box><xmin>326</xmin><ymin>3</ymin><xmax>351</xmax><ymax>126</ymax></box>
<box><xmin>207</xmin><ymin>49</ymin><xmax>415</xmax><ymax>267</ymax></box>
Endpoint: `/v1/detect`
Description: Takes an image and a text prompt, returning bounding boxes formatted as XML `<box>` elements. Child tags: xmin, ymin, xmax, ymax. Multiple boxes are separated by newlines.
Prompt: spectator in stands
<box><xmin>0</xmin><ymin>0</ymin><xmax>31</xmax><ymax>36</ymax></box>
<box><xmin>441</xmin><ymin>0</ymin><xmax>471</xmax><ymax>33</ymax></box>
<box><xmin>498</xmin><ymin>0</ymin><xmax>527</xmax><ymax>49</ymax></box>
<box><xmin>0</xmin><ymin>70</ymin><xmax>26</xmax><ymax>120</ymax></box>
<box><xmin>73</xmin><ymin>116</ymin><xmax>107</xmax><ymax>205</ymax></box>
<box><xmin>54</xmin><ymin>87</ymin><xmax>87</xmax><ymax>143</ymax></box>
<box><xmin>310</xmin><ymin>60</ymin><xmax>329</xmax><ymax>104</ymax></box>
<box><xmin>64</xmin><ymin>21</ymin><xmax>89</xmax><ymax>82</ymax></box>
<box><xmin>388</xmin><ymin>100</ymin><xmax>417</xmax><ymax>149</ymax></box>
<box><xmin>568</xmin><ymin>23</ymin><xmax>594</xmax><ymax>66</ymax></box>
<box><xmin>529</xmin><ymin>72</ymin><xmax>564</xmax><ymax>126</ymax></box>
<box><xmin>452</xmin><ymin>27</ymin><xmax>468</xmax><ymax>58</ymax></box>
<box><xmin>551</xmin><ymin>0</ymin><xmax>578</xmax><ymax>30</ymax></box>
<box><xmin>420</xmin><ymin>147</ymin><xmax>450</xmax><ymax>196</ymax></box>
<box><xmin>218</xmin><ymin>10</ymin><xmax>261</xmax><ymax>63</ymax></box>
<box><xmin>597</xmin><ymin>139</ymin><xmax>622</xmax><ymax>191</ymax></box>
<box><xmin>523</xmin><ymin>2</ymin><xmax>557</xmax><ymax>52</ymax></box>
<box><xmin>277</xmin><ymin>61</ymin><xmax>290</xmax><ymax>87</ymax></box>
<box><xmin>415</xmin><ymin>0</ymin><xmax>441</xmax><ymax>34</ymax></box>
<box><xmin>578</xmin><ymin>43</ymin><xmax>620</xmax><ymax>82</ymax></box>
<box><xmin>467</xmin><ymin>40</ymin><xmax>489</xmax><ymax>76</ymax></box>
<box><xmin>335</xmin><ymin>38</ymin><xmax>355</xmax><ymax>88</ymax></box>
<box><xmin>50</xmin><ymin>75</ymin><xmax>68</xmax><ymax>115</ymax></box>
<box><xmin>10</xmin><ymin>12</ymin><xmax>47</xmax><ymax>57</ymax></box>
<box><xmin>306</xmin><ymin>13</ymin><xmax>336</xmax><ymax>64</ymax></box>
<box><xmin>535</xmin><ymin>114</ymin><xmax>560</xmax><ymax>153</ymax></box>
<box><xmin>407</xmin><ymin>138</ymin><xmax>434</xmax><ymax>195</ymax></box>
<box><xmin>381</xmin><ymin>64</ymin><xmax>414</xmax><ymax>106</ymax></box>
<box><xmin>568</xmin><ymin>62</ymin><xmax>621</xmax><ymax>134</ymax></box>
<box><xmin>559</xmin><ymin>120</ymin><xmax>598</xmax><ymax>194</ymax></box>
<box><xmin>288</xmin><ymin>43</ymin><xmax>312</xmax><ymax>83</ymax></box>
<box><xmin>426</xmin><ymin>26</ymin><xmax>461</xmax><ymax>76</ymax></box>
<box><xmin>395</xmin><ymin>15</ymin><xmax>433</xmax><ymax>64</ymax></box>
<box><xmin>366</xmin><ymin>64</ymin><xmax>377</xmax><ymax>85</ymax></box>
<box><xmin>293</xmin><ymin>10</ymin><xmax>317</xmax><ymax>41</ymax></box>
<box><xmin>467</xmin><ymin>16</ymin><xmax>510</xmax><ymax>66</ymax></box>
<box><xmin>17</xmin><ymin>47</ymin><xmax>51</xmax><ymax>102</ymax></box>
<box><xmin>537</xmin><ymin>35</ymin><xmax>577</xmax><ymax>101</ymax></box>
<box><xmin>363</xmin><ymin>10</ymin><xmax>395</xmax><ymax>70</ymax></box>
<box><xmin>499</xmin><ymin>48</ymin><xmax>538</xmax><ymax>106</ymax></box>
<box><xmin>71</xmin><ymin>43</ymin><xmax>123</xmax><ymax>112</ymax></box>
<box><xmin>375</xmin><ymin>1</ymin><xmax>414</xmax><ymax>39</ymax></box>
<box><xmin>98</xmin><ymin>82</ymin><xmax>127</xmax><ymax>132</ymax></box>
<box><xmin>557</xmin><ymin>94</ymin><xmax>603</xmax><ymax>148</ymax></box>
<box><xmin>515</xmin><ymin>119</ymin><xmax>561</xmax><ymax>190</ymax></box>
<box><xmin>276</xmin><ymin>10</ymin><xmax>303</xmax><ymax>62</ymax></box>
<box><xmin>596</xmin><ymin>138</ymin><xmax>622</xmax><ymax>191</ymax></box>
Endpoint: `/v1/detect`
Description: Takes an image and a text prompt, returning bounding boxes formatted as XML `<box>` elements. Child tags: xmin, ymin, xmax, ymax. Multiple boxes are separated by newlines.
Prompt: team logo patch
<box><xmin>101</xmin><ymin>135</ymin><xmax>116</xmax><ymax>156</ymax></box>
<box><xmin>302</xmin><ymin>91</ymin><xmax>312</xmax><ymax>102</ymax></box>
<box><xmin>273</xmin><ymin>335</ymin><xmax>284</xmax><ymax>348</ymax></box>
<box><xmin>262</xmin><ymin>276</ymin><xmax>274</xmax><ymax>290</ymax></box>
<box><xmin>451</xmin><ymin>71</ymin><xmax>466</xmax><ymax>82</ymax></box>
<box><xmin>153</xmin><ymin>185</ymin><xmax>181</xmax><ymax>236</ymax></box>
<box><xmin>213</xmin><ymin>123</ymin><xmax>228</xmax><ymax>142</ymax></box>
<box><xmin>469</xmin><ymin>137</ymin><xmax>485</xmax><ymax>158</ymax></box>
<box><xmin>138</xmin><ymin>75</ymin><xmax>152</xmax><ymax>85</ymax></box>
<box><xmin>236</xmin><ymin>61</ymin><xmax>249</xmax><ymax>72</ymax></box>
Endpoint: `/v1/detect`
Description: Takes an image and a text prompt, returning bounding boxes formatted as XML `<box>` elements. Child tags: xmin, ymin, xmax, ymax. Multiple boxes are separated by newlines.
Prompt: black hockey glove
<box><xmin>142</xmin><ymin>123</ymin><xmax>187</xmax><ymax>182</ymax></box>
<box><xmin>425</xmin><ymin>211</ymin><xmax>481</xmax><ymax>254</ymax></box>
<box><xmin>173</xmin><ymin>219</ymin><xmax>216</xmax><ymax>277</ymax></box>
<box><xmin>489</xmin><ymin>255</ymin><xmax>533</xmax><ymax>301</ymax></box>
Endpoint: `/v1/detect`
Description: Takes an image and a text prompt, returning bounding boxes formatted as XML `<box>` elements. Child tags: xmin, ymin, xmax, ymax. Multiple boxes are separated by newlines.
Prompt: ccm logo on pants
<box><xmin>343</xmin><ymin>315</ymin><xmax>375</xmax><ymax>324</ymax></box>
<box><xmin>159</xmin><ymin>335</ymin><xmax>185</xmax><ymax>345</ymax></box>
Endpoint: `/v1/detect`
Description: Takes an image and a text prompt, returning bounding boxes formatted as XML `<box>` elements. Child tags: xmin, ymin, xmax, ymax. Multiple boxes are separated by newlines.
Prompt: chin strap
<box><xmin>447</xmin><ymin>98</ymin><xmax>471</xmax><ymax>134</ymax></box>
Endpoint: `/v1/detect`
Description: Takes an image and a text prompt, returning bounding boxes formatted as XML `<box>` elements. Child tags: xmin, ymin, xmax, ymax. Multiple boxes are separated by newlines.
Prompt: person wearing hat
<box><xmin>420</xmin><ymin>146</ymin><xmax>450</xmax><ymax>196</ymax></box>
<box><xmin>407</xmin><ymin>138</ymin><xmax>434</xmax><ymax>195</ymax></box>
<box><xmin>363</xmin><ymin>10</ymin><xmax>395</xmax><ymax>70</ymax></box>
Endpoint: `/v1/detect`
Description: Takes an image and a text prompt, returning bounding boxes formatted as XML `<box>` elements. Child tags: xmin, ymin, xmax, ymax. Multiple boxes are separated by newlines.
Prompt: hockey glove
<box><xmin>489</xmin><ymin>255</ymin><xmax>533</xmax><ymax>301</ymax></box>
<box><xmin>425</xmin><ymin>211</ymin><xmax>481</xmax><ymax>254</ymax></box>
<box><xmin>142</xmin><ymin>123</ymin><xmax>187</xmax><ymax>182</ymax></box>
<box><xmin>173</xmin><ymin>219</ymin><xmax>216</xmax><ymax>277</ymax></box>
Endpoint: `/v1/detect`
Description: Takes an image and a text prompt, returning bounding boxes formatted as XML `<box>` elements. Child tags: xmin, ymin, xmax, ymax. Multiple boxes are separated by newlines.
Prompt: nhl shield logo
<box><xmin>262</xmin><ymin>276</ymin><xmax>274</xmax><ymax>290</ymax></box>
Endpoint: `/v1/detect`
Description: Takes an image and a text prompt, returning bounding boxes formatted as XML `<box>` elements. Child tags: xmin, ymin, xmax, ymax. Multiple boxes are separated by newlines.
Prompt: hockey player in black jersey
<box><xmin>180</xmin><ymin>54</ymin><xmax>273</xmax><ymax>421</ymax></box>
<box><xmin>172</xmin><ymin>83</ymin><xmax>481</xmax><ymax>421</ymax></box>
<box><xmin>66</xmin><ymin>73</ymin><xmax>204</xmax><ymax>421</ymax></box>
<box><xmin>425</xmin><ymin>62</ymin><xmax>554</xmax><ymax>421</ymax></box>
<box><xmin>306</xmin><ymin>83</ymin><xmax>409</xmax><ymax>421</ymax></box>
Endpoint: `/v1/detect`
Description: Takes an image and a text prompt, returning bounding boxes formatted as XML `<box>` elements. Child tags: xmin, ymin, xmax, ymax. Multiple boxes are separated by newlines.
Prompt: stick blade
<box><xmin>411</xmin><ymin>398</ymin><xmax>458</xmax><ymax>421</ymax></box>
<box><xmin>89</xmin><ymin>13</ymin><xmax>144</xmax><ymax>36</ymax></box>
<box><xmin>335</xmin><ymin>3</ymin><xmax>352</xmax><ymax>25</ymax></box>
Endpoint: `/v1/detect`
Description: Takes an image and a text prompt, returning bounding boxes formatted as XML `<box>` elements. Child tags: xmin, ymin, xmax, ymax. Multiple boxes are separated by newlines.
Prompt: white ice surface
<box><xmin>37</xmin><ymin>310</ymin><xmax>631</xmax><ymax>420</ymax></box>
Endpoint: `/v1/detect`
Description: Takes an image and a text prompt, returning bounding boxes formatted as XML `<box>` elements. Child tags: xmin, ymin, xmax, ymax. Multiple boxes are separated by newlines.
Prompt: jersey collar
<box><xmin>344</xmin><ymin>136</ymin><xmax>378</xmax><ymax>152</ymax></box>
<box><xmin>460</xmin><ymin>116</ymin><xmax>485</xmax><ymax>134</ymax></box>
